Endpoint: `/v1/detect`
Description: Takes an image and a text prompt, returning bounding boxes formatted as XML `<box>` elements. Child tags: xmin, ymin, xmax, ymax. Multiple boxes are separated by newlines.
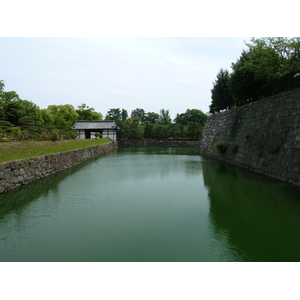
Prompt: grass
<box><xmin>0</xmin><ymin>138</ymin><xmax>112</xmax><ymax>163</ymax></box>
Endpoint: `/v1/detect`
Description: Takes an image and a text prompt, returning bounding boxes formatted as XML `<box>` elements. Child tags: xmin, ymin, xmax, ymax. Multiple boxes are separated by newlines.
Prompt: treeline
<box><xmin>0</xmin><ymin>81</ymin><xmax>103</xmax><ymax>141</ymax></box>
<box><xmin>210</xmin><ymin>37</ymin><xmax>300</xmax><ymax>113</ymax></box>
<box><xmin>104</xmin><ymin>108</ymin><xmax>206</xmax><ymax>139</ymax></box>
<box><xmin>0</xmin><ymin>81</ymin><xmax>206</xmax><ymax>141</ymax></box>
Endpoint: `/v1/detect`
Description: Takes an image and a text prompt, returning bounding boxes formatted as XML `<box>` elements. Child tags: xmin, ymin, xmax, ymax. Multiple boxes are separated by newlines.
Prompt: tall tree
<box><xmin>131</xmin><ymin>108</ymin><xmax>145</xmax><ymax>119</ymax></box>
<box><xmin>158</xmin><ymin>109</ymin><xmax>171</xmax><ymax>125</ymax></box>
<box><xmin>105</xmin><ymin>108</ymin><xmax>121</xmax><ymax>121</ymax></box>
<box><xmin>174</xmin><ymin>109</ymin><xmax>206</xmax><ymax>125</ymax></box>
<box><xmin>47</xmin><ymin>104</ymin><xmax>79</xmax><ymax>130</ymax></box>
<box><xmin>230</xmin><ymin>37</ymin><xmax>300</xmax><ymax>106</ymax></box>
<box><xmin>210</xmin><ymin>68</ymin><xmax>233</xmax><ymax>113</ymax></box>
<box><xmin>143</xmin><ymin>112</ymin><xmax>160</xmax><ymax>124</ymax></box>
<box><xmin>121</xmin><ymin>109</ymin><xmax>128</xmax><ymax>121</ymax></box>
<box><xmin>76</xmin><ymin>103</ymin><xmax>103</xmax><ymax>120</ymax></box>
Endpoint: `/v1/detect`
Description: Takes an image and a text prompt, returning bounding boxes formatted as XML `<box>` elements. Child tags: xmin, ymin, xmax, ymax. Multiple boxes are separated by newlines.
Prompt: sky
<box><xmin>0</xmin><ymin>37</ymin><xmax>252</xmax><ymax>118</ymax></box>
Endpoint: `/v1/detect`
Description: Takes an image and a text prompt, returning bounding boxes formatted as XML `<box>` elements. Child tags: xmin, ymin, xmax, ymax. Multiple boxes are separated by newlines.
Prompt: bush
<box><xmin>95</xmin><ymin>132</ymin><xmax>103</xmax><ymax>139</ymax></box>
<box><xmin>214</xmin><ymin>142</ymin><xmax>227</xmax><ymax>154</ymax></box>
<box><xmin>231</xmin><ymin>144</ymin><xmax>239</xmax><ymax>153</ymax></box>
<box><xmin>50</xmin><ymin>129</ymin><xmax>60</xmax><ymax>141</ymax></box>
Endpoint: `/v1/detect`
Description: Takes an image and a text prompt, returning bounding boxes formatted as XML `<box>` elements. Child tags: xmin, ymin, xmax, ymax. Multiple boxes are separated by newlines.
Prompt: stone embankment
<box><xmin>197</xmin><ymin>87</ymin><xmax>300</xmax><ymax>186</ymax></box>
<box><xmin>0</xmin><ymin>141</ymin><xmax>117</xmax><ymax>194</ymax></box>
<box><xmin>118</xmin><ymin>140</ymin><xmax>198</xmax><ymax>147</ymax></box>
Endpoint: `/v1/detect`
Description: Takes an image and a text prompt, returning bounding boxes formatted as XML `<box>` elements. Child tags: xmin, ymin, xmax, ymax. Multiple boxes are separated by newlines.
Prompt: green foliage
<box><xmin>11</xmin><ymin>127</ymin><xmax>22</xmax><ymax>140</ymax></box>
<box><xmin>48</xmin><ymin>104</ymin><xmax>79</xmax><ymax>130</ymax></box>
<box><xmin>50</xmin><ymin>129</ymin><xmax>60</xmax><ymax>141</ymax></box>
<box><xmin>214</xmin><ymin>142</ymin><xmax>228</xmax><ymax>154</ymax></box>
<box><xmin>94</xmin><ymin>132</ymin><xmax>103</xmax><ymax>139</ymax></box>
<box><xmin>187</xmin><ymin>122</ymin><xmax>203</xmax><ymax>139</ymax></box>
<box><xmin>144</xmin><ymin>123</ymin><xmax>154</xmax><ymax>138</ymax></box>
<box><xmin>231</xmin><ymin>144</ymin><xmax>239</xmax><ymax>153</ymax></box>
<box><xmin>105</xmin><ymin>108</ymin><xmax>122</xmax><ymax>121</ymax></box>
<box><xmin>76</xmin><ymin>103</ymin><xmax>103</xmax><ymax>120</ymax></box>
<box><xmin>131</xmin><ymin>108</ymin><xmax>145</xmax><ymax>119</ymax></box>
<box><xmin>142</xmin><ymin>112</ymin><xmax>160</xmax><ymax>124</ymax></box>
<box><xmin>174</xmin><ymin>109</ymin><xmax>207</xmax><ymax>125</ymax></box>
<box><xmin>210</xmin><ymin>69</ymin><xmax>234</xmax><ymax>113</ymax></box>
<box><xmin>121</xmin><ymin>109</ymin><xmax>128</xmax><ymax>121</ymax></box>
<box><xmin>210</xmin><ymin>37</ymin><xmax>300</xmax><ymax>110</ymax></box>
<box><xmin>158</xmin><ymin>109</ymin><xmax>171</xmax><ymax>125</ymax></box>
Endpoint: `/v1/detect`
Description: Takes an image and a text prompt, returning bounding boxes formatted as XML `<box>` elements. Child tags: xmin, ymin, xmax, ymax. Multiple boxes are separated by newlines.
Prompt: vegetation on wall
<box><xmin>214</xmin><ymin>142</ymin><xmax>228</xmax><ymax>154</ymax></box>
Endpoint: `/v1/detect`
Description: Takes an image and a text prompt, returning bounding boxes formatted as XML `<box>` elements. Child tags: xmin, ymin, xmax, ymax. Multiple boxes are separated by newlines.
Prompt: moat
<box><xmin>1</xmin><ymin>147</ymin><xmax>300</xmax><ymax>262</ymax></box>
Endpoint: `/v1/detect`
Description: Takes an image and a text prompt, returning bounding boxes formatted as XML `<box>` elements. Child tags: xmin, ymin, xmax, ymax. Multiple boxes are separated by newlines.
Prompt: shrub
<box><xmin>214</xmin><ymin>142</ymin><xmax>227</xmax><ymax>154</ymax></box>
<box><xmin>50</xmin><ymin>129</ymin><xmax>60</xmax><ymax>141</ymax></box>
<box><xmin>231</xmin><ymin>144</ymin><xmax>239</xmax><ymax>153</ymax></box>
<box><xmin>95</xmin><ymin>132</ymin><xmax>103</xmax><ymax>139</ymax></box>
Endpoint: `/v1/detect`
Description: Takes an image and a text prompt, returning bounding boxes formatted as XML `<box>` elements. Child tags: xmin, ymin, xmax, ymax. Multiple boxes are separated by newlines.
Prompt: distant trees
<box><xmin>0</xmin><ymin>78</ymin><xmax>207</xmax><ymax>141</ymax></box>
<box><xmin>174</xmin><ymin>108</ymin><xmax>206</xmax><ymax>126</ymax></box>
<box><xmin>112</xmin><ymin>107</ymin><xmax>206</xmax><ymax>140</ymax></box>
<box><xmin>210</xmin><ymin>37</ymin><xmax>300</xmax><ymax>113</ymax></box>
<box><xmin>76</xmin><ymin>103</ymin><xmax>103</xmax><ymax>120</ymax></box>
<box><xmin>0</xmin><ymin>81</ymin><xmax>104</xmax><ymax>141</ymax></box>
<box><xmin>131</xmin><ymin>108</ymin><xmax>145</xmax><ymax>119</ymax></box>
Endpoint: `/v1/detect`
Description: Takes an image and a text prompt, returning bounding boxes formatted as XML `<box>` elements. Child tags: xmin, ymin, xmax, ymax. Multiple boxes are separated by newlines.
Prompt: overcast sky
<box><xmin>0</xmin><ymin>37</ymin><xmax>253</xmax><ymax>119</ymax></box>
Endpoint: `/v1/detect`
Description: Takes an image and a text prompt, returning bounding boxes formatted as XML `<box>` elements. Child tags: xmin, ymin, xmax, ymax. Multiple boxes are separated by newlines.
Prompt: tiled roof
<box><xmin>70</xmin><ymin>121</ymin><xmax>117</xmax><ymax>130</ymax></box>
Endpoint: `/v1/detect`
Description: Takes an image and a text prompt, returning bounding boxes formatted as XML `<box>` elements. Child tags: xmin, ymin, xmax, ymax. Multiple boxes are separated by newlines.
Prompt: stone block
<box><xmin>6</xmin><ymin>176</ymin><xmax>19</xmax><ymax>184</ymax></box>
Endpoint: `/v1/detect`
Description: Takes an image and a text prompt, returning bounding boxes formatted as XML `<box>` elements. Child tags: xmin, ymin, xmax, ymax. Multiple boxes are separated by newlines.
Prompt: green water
<box><xmin>1</xmin><ymin>147</ymin><xmax>300</xmax><ymax>262</ymax></box>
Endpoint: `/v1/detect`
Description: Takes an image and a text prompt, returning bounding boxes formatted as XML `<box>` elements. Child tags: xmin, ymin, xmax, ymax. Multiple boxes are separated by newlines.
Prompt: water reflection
<box><xmin>1</xmin><ymin>147</ymin><xmax>300</xmax><ymax>262</ymax></box>
<box><xmin>202</xmin><ymin>157</ymin><xmax>300</xmax><ymax>261</ymax></box>
<box><xmin>0</xmin><ymin>152</ymin><xmax>113</xmax><ymax>217</ymax></box>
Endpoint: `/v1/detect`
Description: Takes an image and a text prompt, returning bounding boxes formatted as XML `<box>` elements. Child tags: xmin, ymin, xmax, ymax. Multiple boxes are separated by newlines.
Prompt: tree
<box><xmin>174</xmin><ymin>109</ymin><xmax>207</xmax><ymax>125</ymax></box>
<box><xmin>121</xmin><ymin>109</ymin><xmax>128</xmax><ymax>121</ymax></box>
<box><xmin>76</xmin><ymin>103</ymin><xmax>103</xmax><ymax>120</ymax></box>
<box><xmin>0</xmin><ymin>80</ymin><xmax>5</xmax><ymax>94</ymax></box>
<box><xmin>106</xmin><ymin>108</ymin><xmax>121</xmax><ymax>121</ymax></box>
<box><xmin>131</xmin><ymin>108</ymin><xmax>145</xmax><ymax>120</ymax></box>
<box><xmin>40</xmin><ymin>109</ymin><xmax>54</xmax><ymax>127</ymax></box>
<box><xmin>158</xmin><ymin>109</ymin><xmax>171</xmax><ymax>125</ymax></box>
<box><xmin>143</xmin><ymin>112</ymin><xmax>160</xmax><ymax>124</ymax></box>
<box><xmin>187</xmin><ymin>122</ymin><xmax>203</xmax><ymax>138</ymax></box>
<box><xmin>230</xmin><ymin>37</ymin><xmax>300</xmax><ymax>106</ymax></box>
<box><xmin>167</xmin><ymin>123</ymin><xmax>182</xmax><ymax>138</ymax></box>
<box><xmin>144</xmin><ymin>123</ymin><xmax>154</xmax><ymax>138</ymax></box>
<box><xmin>11</xmin><ymin>127</ymin><xmax>22</xmax><ymax>140</ymax></box>
<box><xmin>47</xmin><ymin>104</ymin><xmax>79</xmax><ymax>130</ymax></box>
<box><xmin>210</xmin><ymin>68</ymin><xmax>234</xmax><ymax>113</ymax></box>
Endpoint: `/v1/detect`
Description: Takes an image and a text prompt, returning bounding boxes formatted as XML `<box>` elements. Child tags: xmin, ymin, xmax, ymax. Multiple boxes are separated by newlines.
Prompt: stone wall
<box><xmin>118</xmin><ymin>140</ymin><xmax>198</xmax><ymax>147</ymax></box>
<box><xmin>0</xmin><ymin>141</ymin><xmax>117</xmax><ymax>194</ymax></box>
<box><xmin>196</xmin><ymin>87</ymin><xmax>300</xmax><ymax>186</ymax></box>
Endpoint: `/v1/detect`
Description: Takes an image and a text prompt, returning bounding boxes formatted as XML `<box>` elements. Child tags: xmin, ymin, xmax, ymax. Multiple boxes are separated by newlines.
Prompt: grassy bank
<box><xmin>0</xmin><ymin>138</ymin><xmax>112</xmax><ymax>163</ymax></box>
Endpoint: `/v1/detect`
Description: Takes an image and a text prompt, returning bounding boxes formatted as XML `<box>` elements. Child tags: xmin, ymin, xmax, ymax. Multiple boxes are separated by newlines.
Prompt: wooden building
<box><xmin>70</xmin><ymin>121</ymin><xmax>118</xmax><ymax>140</ymax></box>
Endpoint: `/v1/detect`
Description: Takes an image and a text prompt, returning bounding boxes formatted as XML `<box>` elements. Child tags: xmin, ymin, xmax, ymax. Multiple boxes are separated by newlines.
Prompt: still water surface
<box><xmin>1</xmin><ymin>147</ymin><xmax>300</xmax><ymax>262</ymax></box>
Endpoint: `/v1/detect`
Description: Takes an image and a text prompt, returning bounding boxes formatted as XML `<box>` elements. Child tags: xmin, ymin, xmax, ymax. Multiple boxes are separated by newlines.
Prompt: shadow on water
<box><xmin>0</xmin><ymin>150</ymin><xmax>115</xmax><ymax>218</ymax></box>
<box><xmin>201</xmin><ymin>156</ymin><xmax>300</xmax><ymax>261</ymax></box>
